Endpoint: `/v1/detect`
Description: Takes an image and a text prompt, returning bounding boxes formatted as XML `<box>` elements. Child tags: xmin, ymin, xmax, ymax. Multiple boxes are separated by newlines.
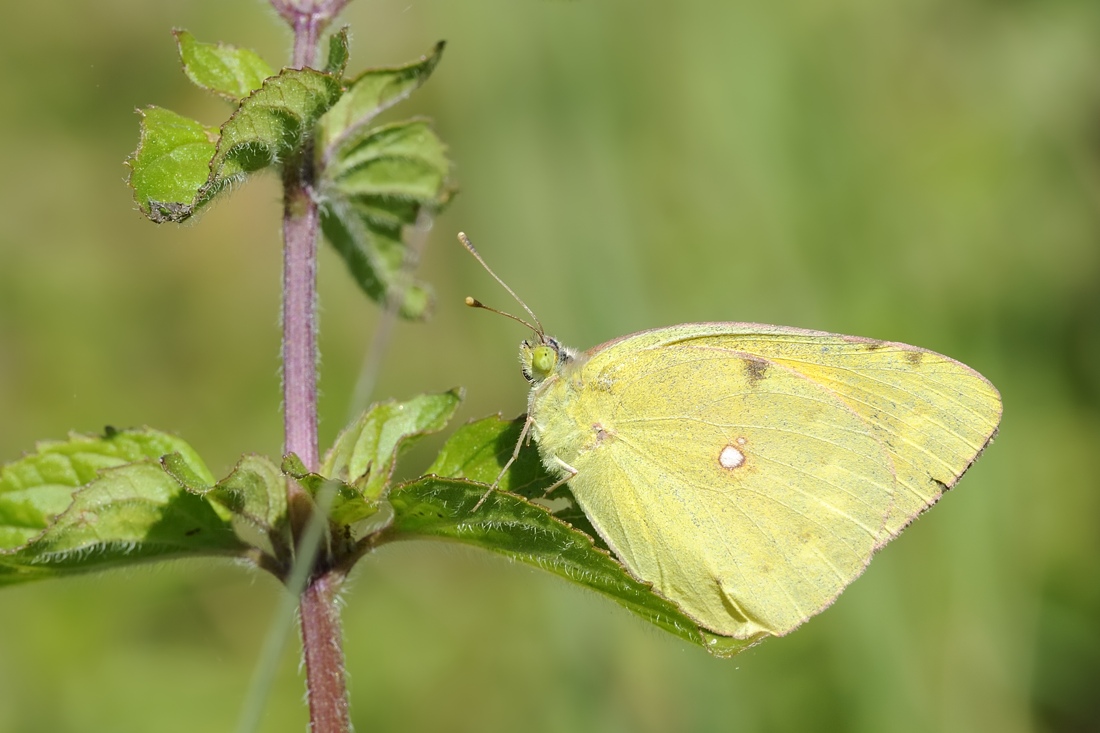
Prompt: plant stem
<box><xmin>284</xmin><ymin>141</ymin><xmax>352</xmax><ymax>733</ymax></box>
<box><xmin>299</xmin><ymin>573</ymin><xmax>351</xmax><ymax>732</ymax></box>
<box><xmin>282</xmin><ymin>172</ymin><xmax>320</xmax><ymax>476</ymax></box>
<box><xmin>272</xmin><ymin>0</ymin><xmax>351</xmax><ymax>69</ymax></box>
<box><xmin>275</xmin><ymin>1</ymin><xmax>353</xmax><ymax>731</ymax></box>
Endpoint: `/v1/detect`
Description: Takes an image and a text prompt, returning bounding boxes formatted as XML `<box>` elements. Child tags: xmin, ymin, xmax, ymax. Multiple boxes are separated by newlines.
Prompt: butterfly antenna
<box><xmin>464</xmin><ymin>296</ymin><xmax>539</xmax><ymax>333</ymax></box>
<box><xmin>458</xmin><ymin>232</ymin><xmax>544</xmax><ymax>336</ymax></box>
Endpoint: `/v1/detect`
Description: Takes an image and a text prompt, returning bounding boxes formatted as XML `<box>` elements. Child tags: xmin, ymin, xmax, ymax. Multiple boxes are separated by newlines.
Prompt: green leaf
<box><xmin>280</xmin><ymin>453</ymin><xmax>310</xmax><ymax>478</ymax></box>
<box><xmin>0</xmin><ymin>460</ymin><xmax>244</xmax><ymax>586</ymax></box>
<box><xmin>173</xmin><ymin>454</ymin><xmax>292</xmax><ymax>562</ymax></box>
<box><xmin>427</xmin><ymin>414</ymin><xmax>605</xmax><ymax>547</ymax></box>
<box><xmin>319</xmin><ymin>121</ymin><xmax>452</xmax><ymax>320</ymax></box>
<box><xmin>0</xmin><ymin>428</ymin><xmax>215</xmax><ymax>549</ymax></box>
<box><xmin>280</xmin><ymin>457</ymin><xmax>392</xmax><ymax>547</ymax></box>
<box><xmin>207</xmin><ymin>67</ymin><xmax>344</xmax><ymax>185</ymax></box>
<box><xmin>174</xmin><ymin>29</ymin><xmax>273</xmax><ymax>101</ymax></box>
<box><xmin>428</xmin><ymin>415</ymin><xmax>549</xmax><ymax>495</ymax></box>
<box><xmin>324</xmin><ymin>27</ymin><xmax>350</xmax><ymax>77</ymax></box>
<box><xmin>129</xmin><ymin>41</ymin><xmax>448</xmax><ymax>234</ymax></box>
<box><xmin>126</xmin><ymin>106</ymin><xmax>218</xmax><ymax>223</ymax></box>
<box><xmin>386</xmin><ymin>477</ymin><xmax>757</xmax><ymax>658</ymax></box>
<box><xmin>128</xmin><ymin>68</ymin><xmax>344</xmax><ymax>224</ymax></box>
<box><xmin>319</xmin><ymin>41</ymin><xmax>445</xmax><ymax>162</ymax></box>
<box><xmin>322</xmin><ymin>390</ymin><xmax>462</xmax><ymax>501</ymax></box>
<box><xmin>206</xmin><ymin>455</ymin><xmax>287</xmax><ymax>531</ymax></box>
<box><xmin>326</xmin><ymin>120</ymin><xmax>448</xmax><ymax>200</ymax></box>
<box><xmin>327</xmin><ymin>492</ymin><xmax>385</xmax><ymax>532</ymax></box>
<box><xmin>313</xmin><ymin>44</ymin><xmax>452</xmax><ymax>318</ymax></box>
<box><xmin>319</xmin><ymin>201</ymin><xmax>434</xmax><ymax>320</ymax></box>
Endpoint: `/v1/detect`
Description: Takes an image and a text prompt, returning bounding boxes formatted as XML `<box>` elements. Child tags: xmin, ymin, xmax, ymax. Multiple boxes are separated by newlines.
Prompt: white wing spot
<box><xmin>719</xmin><ymin>444</ymin><xmax>745</xmax><ymax>470</ymax></box>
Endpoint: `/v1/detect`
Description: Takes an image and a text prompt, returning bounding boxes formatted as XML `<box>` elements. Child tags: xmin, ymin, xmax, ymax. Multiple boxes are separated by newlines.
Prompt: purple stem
<box><xmin>273</xmin><ymin>1</ymin><xmax>353</xmax><ymax>732</ymax></box>
<box><xmin>281</xmin><ymin>176</ymin><xmax>320</xmax><ymax>474</ymax></box>
<box><xmin>299</xmin><ymin>574</ymin><xmax>351</xmax><ymax>733</ymax></box>
<box><xmin>272</xmin><ymin>0</ymin><xmax>351</xmax><ymax>69</ymax></box>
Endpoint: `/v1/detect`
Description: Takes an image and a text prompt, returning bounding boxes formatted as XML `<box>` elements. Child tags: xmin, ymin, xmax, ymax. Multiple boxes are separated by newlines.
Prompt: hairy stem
<box><xmin>299</xmin><ymin>574</ymin><xmax>351</xmax><ymax>733</ymax></box>
<box><xmin>272</xmin><ymin>0</ymin><xmax>351</xmax><ymax>68</ymax></box>
<box><xmin>274</xmin><ymin>1</ymin><xmax>353</xmax><ymax>732</ymax></box>
<box><xmin>282</xmin><ymin>168</ymin><xmax>320</xmax><ymax>476</ymax></box>
<box><xmin>284</xmin><ymin>144</ymin><xmax>352</xmax><ymax>733</ymax></box>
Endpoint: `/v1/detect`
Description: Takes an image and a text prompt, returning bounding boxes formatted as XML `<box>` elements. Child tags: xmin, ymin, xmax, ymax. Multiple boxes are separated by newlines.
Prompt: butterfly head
<box><xmin>520</xmin><ymin>335</ymin><xmax>575</xmax><ymax>385</ymax></box>
<box><xmin>457</xmin><ymin>233</ymin><xmax>576</xmax><ymax>384</ymax></box>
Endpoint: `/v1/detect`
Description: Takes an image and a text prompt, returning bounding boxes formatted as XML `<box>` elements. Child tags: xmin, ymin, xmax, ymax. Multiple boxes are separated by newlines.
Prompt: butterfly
<box><xmin>461</xmin><ymin>233</ymin><xmax>1002</xmax><ymax>639</ymax></box>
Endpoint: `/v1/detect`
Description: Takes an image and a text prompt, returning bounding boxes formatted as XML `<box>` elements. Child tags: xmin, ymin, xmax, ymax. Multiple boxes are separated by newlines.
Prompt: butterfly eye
<box><xmin>530</xmin><ymin>344</ymin><xmax>559</xmax><ymax>380</ymax></box>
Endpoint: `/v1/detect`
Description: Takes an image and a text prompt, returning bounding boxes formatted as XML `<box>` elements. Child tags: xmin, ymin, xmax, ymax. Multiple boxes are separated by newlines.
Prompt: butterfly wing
<box><xmin>673</xmin><ymin>324</ymin><xmax>1003</xmax><ymax>537</ymax></box>
<box><xmin>530</xmin><ymin>323</ymin><xmax>1001</xmax><ymax>639</ymax></box>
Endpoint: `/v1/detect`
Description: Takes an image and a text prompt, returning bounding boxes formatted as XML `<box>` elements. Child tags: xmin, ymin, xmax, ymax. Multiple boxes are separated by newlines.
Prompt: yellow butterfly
<box><xmin>462</xmin><ymin>234</ymin><xmax>1002</xmax><ymax>640</ymax></box>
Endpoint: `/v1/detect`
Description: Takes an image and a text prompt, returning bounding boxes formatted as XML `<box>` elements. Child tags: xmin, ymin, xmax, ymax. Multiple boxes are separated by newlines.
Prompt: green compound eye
<box><xmin>529</xmin><ymin>345</ymin><xmax>558</xmax><ymax>379</ymax></box>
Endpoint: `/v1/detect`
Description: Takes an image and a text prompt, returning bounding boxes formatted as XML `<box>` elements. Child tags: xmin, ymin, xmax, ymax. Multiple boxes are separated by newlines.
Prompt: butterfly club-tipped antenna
<box><xmin>458</xmin><ymin>232</ymin><xmax>553</xmax><ymax>512</ymax></box>
<box><xmin>458</xmin><ymin>232</ymin><xmax>546</xmax><ymax>341</ymax></box>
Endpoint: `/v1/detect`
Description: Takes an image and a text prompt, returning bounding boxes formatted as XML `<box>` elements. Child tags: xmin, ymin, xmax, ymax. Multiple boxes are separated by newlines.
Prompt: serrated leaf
<box><xmin>175</xmin><ymin>29</ymin><xmax>274</xmax><ymax>101</ymax></box>
<box><xmin>329</xmin><ymin>119</ymin><xmax>448</xmax><ymax>179</ymax></box>
<box><xmin>130</xmin><ymin>68</ymin><xmax>345</xmax><ymax>224</ymax></box>
<box><xmin>386</xmin><ymin>477</ymin><xmax>757</xmax><ymax>658</ymax></box>
<box><xmin>324</xmin><ymin>27</ymin><xmax>350</xmax><ymax>77</ymax></box>
<box><xmin>0</xmin><ymin>428</ymin><xmax>215</xmax><ymax>549</ymax></box>
<box><xmin>126</xmin><ymin>106</ymin><xmax>218</xmax><ymax>222</ymax></box>
<box><xmin>0</xmin><ymin>460</ymin><xmax>244</xmax><ymax>586</ymax></box>
<box><xmin>207</xmin><ymin>67</ymin><xmax>344</xmax><ymax>184</ymax></box>
<box><xmin>321</xmin><ymin>390</ymin><xmax>462</xmax><ymax>501</ymax></box>
<box><xmin>319</xmin><ymin>41</ymin><xmax>445</xmax><ymax>163</ymax></box>
<box><xmin>313</xmin><ymin>44</ymin><xmax>452</xmax><ymax>319</ymax></box>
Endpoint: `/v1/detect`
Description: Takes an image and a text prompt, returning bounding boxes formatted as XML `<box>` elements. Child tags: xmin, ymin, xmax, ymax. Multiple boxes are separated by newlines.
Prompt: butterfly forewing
<box><xmin>692</xmin><ymin>327</ymin><xmax>1002</xmax><ymax>537</ymax></box>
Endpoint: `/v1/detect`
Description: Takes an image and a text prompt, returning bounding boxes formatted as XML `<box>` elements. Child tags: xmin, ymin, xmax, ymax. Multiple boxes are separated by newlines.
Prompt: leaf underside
<box><xmin>317</xmin><ymin>42</ymin><xmax>452</xmax><ymax>320</ymax></box>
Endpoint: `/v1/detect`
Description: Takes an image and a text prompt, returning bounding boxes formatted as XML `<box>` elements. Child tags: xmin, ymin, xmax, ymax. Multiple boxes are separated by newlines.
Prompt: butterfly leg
<box><xmin>472</xmin><ymin>414</ymin><xmax>535</xmax><ymax>511</ymax></box>
<box><xmin>540</xmin><ymin>457</ymin><xmax>577</xmax><ymax>497</ymax></box>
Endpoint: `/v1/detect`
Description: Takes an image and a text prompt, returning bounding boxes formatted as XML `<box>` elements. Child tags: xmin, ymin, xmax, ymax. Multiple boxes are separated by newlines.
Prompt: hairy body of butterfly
<box><xmin>522</xmin><ymin>322</ymin><xmax>1002</xmax><ymax>640</ymax></box>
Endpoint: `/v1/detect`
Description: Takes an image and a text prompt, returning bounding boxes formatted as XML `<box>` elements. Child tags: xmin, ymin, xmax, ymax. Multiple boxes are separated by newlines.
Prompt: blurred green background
<box><xmin>1</xmin><ymin>0</ymin><xmax>1098</xmax><ymax>731</ymax></box>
